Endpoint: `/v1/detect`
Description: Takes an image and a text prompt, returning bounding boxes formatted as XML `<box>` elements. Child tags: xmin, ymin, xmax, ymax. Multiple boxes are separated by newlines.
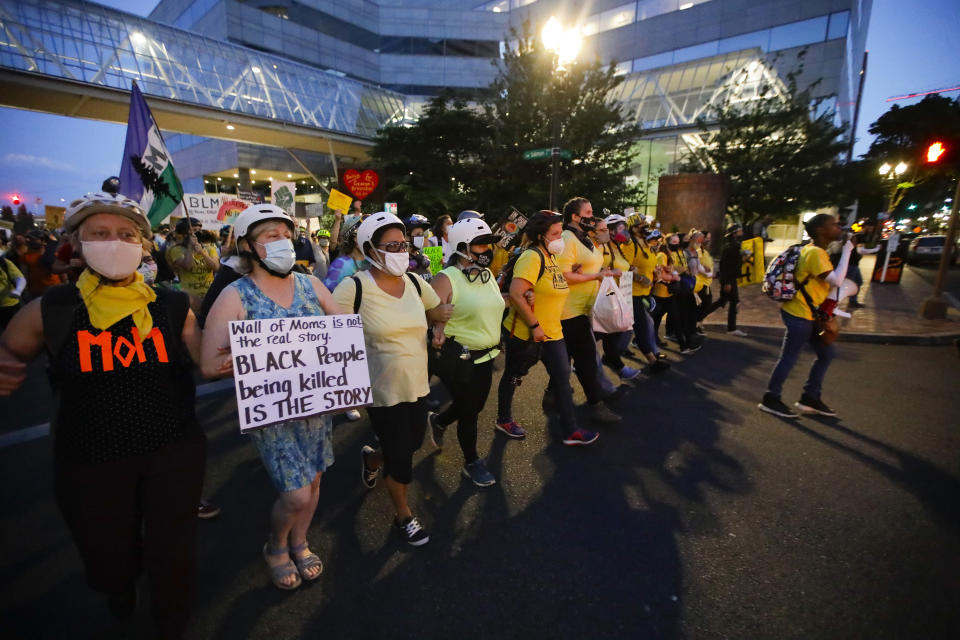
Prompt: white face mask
<box><xmin>82</xmin><ymin>240</ymin><xmax>144</xmax><ymax>281</ymax></box>
<box><xmin>546</xmin><ymin>238</ymin><xmax>565</xmax><ymax>256</ymax></box>
<box><xmin>373</xmin><ymin>249</ymin><xmax>409</xmax><ymax>277</ymax></box>
<box><xmin>412</xmin><ymin>235</ymin><xmax>425</xmax><ymax>249</ymax></box>
<box><xmin>256</xmin><ymin>238</ymin><xmax>296</xmax><ymax>275</ymax></box>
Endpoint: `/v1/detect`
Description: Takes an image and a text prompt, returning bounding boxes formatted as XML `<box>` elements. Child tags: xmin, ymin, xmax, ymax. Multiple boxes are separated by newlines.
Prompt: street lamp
<box><xmin>541</xmin><ymin>17</ymin><xmax>581</xmax><ymax>211</ymax></box>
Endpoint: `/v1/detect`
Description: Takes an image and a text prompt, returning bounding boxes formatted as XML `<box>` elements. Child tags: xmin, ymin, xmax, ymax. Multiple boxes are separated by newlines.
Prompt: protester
<box><xmin>554</xmin><ymin>197</ymin><xmax>620</xmax><ymax>422</ymax></box>
<box><xmin>293</xmin><ymin>227</ymin><xmax>316</xmax><ymax>271</ymax></box>
<box><xmin>622</xmin><ymin>225</ymin><xmax>669</xmax><ymax>372</ymax></box>
<box><xmin>167</xmin><ymin>217</ymin><xmax>219</xmax><ymax>312</ymax></box>
<box><xmin>404</xmin><ymin>214</ymin><xmax>434</xmax><ymax>278</ymax></box>
<box><xmin>51</xmin><ymin>231</ymin><xmax>84</xmax><ymax>282</ymax></box>
<box><xmin>427</xmin><ymin>214</ymin><xmax>453</xmax><ymax>256</ymax></box>
<box><xmin>0</xmin><ymin>192</ymin><xmax>206</xmax><ymax>637</ymax></box>
<box><xmin>651</xmin><ymin>234</ymin><xmax>698</xmax><ymax>354</ymax></box>
<box><xmin>596</xmin><ymin>215</ymin><xmax>641</xmax><ymax>381</ymax></box>
<box><xmin>202</xmin><ymin>204</ymin><xmax>343</xmax><ymax>589</ymax></box>
<box><xmin>312</xmin><ymin>229</ymin><xmax>331</xmax><ymax>280</ymax></box>
<box><xmin>706</xmin><ymin>224</ymin><xmax>748</xmax><ymax>337</ymax></box>
<box><xmin>496</xmin><ymin>211</ymin><xmax>600</xmax><ymax>446</ymax></box>
<box><xmin>427</xmin><ymin>217</ymin><xmax>504</xmax><ymax>487</ymax></box>
<box><xmin>839</xmin><ymin>219</ymin><xmax>879</xmax><ymax>309</ymax></box>
<box><xmin>20</xmin><ymin>230</ymin><xmax>63</xmax><ymax>298</ymax></box>
<box><xmin>138</xmin><ymin>237</ymin><xmax>159</xmax><ymax>285</ymax></box>
<box><xmin>691</xmin><ymin>230</ymin><xmax>715</xmax><ymax>332</ymax></box>
<box><xmin>669</xmin><ymin>232</ymin><xmax>700</xmax><ymax>350</ymax></box>
<box><xmin>0</xmin><ymin>252</ymin><xmax>26</xmax><ymax>328</ymax></box>
<box><xmin>331</xmin><ymin>212</ymin><xmax>453</xmax><ymax>546</ymax></box>
<box><xmin>759</xmin><ymin>213</ymin><xmax>851</xmax><ymax>418</ymax></box>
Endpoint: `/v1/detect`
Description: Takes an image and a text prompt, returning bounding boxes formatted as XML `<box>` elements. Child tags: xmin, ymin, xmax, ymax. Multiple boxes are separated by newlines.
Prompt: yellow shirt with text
<box><xmin>503</xmin><ymin>248</ymin><xmax>569</xmax><ymax>341</ymax></box>
<box><xmin>621</xmin><ymin>241</ymin><xmax>656</xmax><ymax>296</ymax></box>
<box><xmin>782</xmin><ymin>244</ymin><xmax>833</xmax><ymax>321</ymax></box>
<box><xmin>557</xmin><ymin>229</ymin><xmax>603</xmax><ymax>319</ymax></box>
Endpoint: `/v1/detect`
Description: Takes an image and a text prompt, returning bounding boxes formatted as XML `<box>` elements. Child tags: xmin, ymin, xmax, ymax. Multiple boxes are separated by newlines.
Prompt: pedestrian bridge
<box><xmin>0</xmin><ymin>0</ymin><xmax>412</xmax><ymax>159</ymax></box>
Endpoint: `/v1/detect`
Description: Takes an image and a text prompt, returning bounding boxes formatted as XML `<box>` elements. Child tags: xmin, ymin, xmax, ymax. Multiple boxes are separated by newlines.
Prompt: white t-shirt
<box><xmin>332</xmin><ymin>270</ymin><xmax>440</xmax><ymax>407</ymax></box>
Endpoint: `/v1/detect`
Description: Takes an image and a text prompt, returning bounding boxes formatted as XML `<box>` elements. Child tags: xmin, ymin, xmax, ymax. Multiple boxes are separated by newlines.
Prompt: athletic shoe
<box><xmin>758</xmin><ymin>393</ymin><xmax>799</xmax><ymax>418</ymax></box>
<box><xmin>495</xmin><ymin>420</ymin><xmax>526</xmax><ymax>439</ymax></box>
<box><xmin>619</xmin><ymin>366</ymin><xmax>642</xmax><ymax>381</ymax></box>
<box><xmin>665</xmin><ymin>333</ymin><xmax>678</xmax><ymax>342</ymax></box>
<box><xmin>197</xmin><ymin>501</ymin><xmax>221</xmax><ymax>520</ymax></box>
<box><xmin>679</xmin><ymin>344</ymin><xmax>702</xmax><ymax>354</ymax></box>
<box><xmin>848</xmin><ymin>301</ymin><xmax>865</xmax><ymax>309</ymax></box>
<box><xmin>649</xmin><ymin>359</ymin><xmax>671</xmax><ymax>374</ymax></box>
<box><xmin>796</xmin><ymin>394</ymin><xmax>837</xmax><ymax>417</ymax></box>
<box><xmin>360</xmin><ymin>445</ymin><xmax>379</xmax><ymax>489</ymax></box>
<box><xmin>695</xmin><ymin>324</ymin><xmax>705</xmax><ymax>335</ymax></box>
<box><xmin>727</xmin><ymin>329</ymin><xmax>748</xmax><ymax>337</ymax></box>
<box><xmin>656</xmin><ymin>339</ymin><xmax>668</xmax><ymax>348</ymax></box>
<box><xmin>562</xmin><ymin>429</ymin><xmax>599</xmax><ymax>446</ymax></box>
<box><xmin>427</xmin><ymin>411</ymin><xmax>446</xmax><ymax>448</ymax></box>
<box><xmin>395</xmin><ymin>515</ymin><xmax>430</xmax><ymax>546</ymax></box>
<box><xmin>590</xmin><ymin>401</ymin><xmax>620</xmax><ymax>424</ymax></box>
<box><xmin>462</xmin><ymin>459</ymin><xmax>496</xmax><ymax>487</ymax></box>
<box><xmin>345</xmin><ymin>409</ymin><xmax>362</xmax><ymax>421</ymax></box>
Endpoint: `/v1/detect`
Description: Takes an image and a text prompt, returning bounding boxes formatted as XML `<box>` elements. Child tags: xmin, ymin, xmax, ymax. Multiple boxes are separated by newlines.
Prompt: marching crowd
<box><xmin>0</xmin><ymin>186</ymin><xmax>849</xmax><ymax>638</ymax></box>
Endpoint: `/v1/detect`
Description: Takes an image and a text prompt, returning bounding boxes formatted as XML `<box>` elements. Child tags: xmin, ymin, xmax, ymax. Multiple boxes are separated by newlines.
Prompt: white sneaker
<box><xmin>727</xmin><ymin>329</ymin><xmax>748</xmax><ymax>337</ymax></box>
<box><xmin>345</xmin><ymin>409</ymin><xmax>362</xmax><ymax>421</ymax></box>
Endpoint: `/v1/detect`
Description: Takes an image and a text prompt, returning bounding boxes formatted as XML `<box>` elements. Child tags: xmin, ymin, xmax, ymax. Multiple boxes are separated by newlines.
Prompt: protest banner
<box><xmin>423</xmin><ymin>245</ymin><xmax>443</xmax><ymax>275</ymax></box>
<box><xmin>271</xmin><ymin>180</ymin><xmax>297</xmax><ymax>218</ymax></box>
<box><xmin>181</xmin><ymin>193</ymin><xmax>255</xmax><ymax>229</ymax></box>
<box><xmin>737</xmin><ymin>237</ymin><xmax>765</xmax><ymax>286</ymax></box>
<box><xmin>228</xmin><ymin>314</ymin><xmax>373</xmax><ymax>432</ymax></box>
<box><xmin>342</xmin><ymin>169</ymin><xmax>379</xmax><ymax>200</ymax></box>
<box><xmin>326</xmin><ymin>188</ymin><xmax>353</xmax><ymax>214</ymax></box>
<box><xmin>45</xmin><ymin>205</ymin><xmax>66</xmax><ymax>228</ymax></box>
<box><xmin>496</xmin><ymin>210</ymin><xmax>528</xmax><ymax>248</ymax></box>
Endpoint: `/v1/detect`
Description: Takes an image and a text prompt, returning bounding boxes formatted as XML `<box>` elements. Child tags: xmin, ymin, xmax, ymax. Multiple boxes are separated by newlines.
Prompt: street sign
<box><xmin>522</xmin><ymin>148</ymin><xmax>572</xmax><ymax>160</ymax></box>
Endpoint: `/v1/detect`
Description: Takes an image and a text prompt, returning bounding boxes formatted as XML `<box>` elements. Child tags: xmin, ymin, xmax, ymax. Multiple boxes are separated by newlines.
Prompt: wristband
<box><xmin>529</xmin><ymin>322</ymin><xmax>540</xmax><ymax>330</ymax></box>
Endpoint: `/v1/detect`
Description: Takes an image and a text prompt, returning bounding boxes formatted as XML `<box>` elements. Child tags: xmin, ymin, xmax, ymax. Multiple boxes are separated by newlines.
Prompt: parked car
<box><xmin>906</xmin><ymin>235</ymin><xmax>958</xmax><ymax>265</ymax></box>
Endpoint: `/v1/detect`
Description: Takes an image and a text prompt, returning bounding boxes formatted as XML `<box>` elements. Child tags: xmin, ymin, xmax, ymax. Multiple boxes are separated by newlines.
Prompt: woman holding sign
<box><xmin>427</xmin><ymin>217</ymin><xmax>504</xmax><ymax>487</ymax></box>
<box><xmin>202</xmin><ymin>204</ymin><xmax>344</xmax><ymax>591</ymax></box>
<box><xmin>332</xmin><ymin>212</ymin><xmax>453</xmax><ymax>547</ymax></box>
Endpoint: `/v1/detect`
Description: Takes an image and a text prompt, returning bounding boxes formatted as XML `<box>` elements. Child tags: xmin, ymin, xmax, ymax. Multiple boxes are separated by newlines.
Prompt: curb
<box><xmin>703</xmin><ymin>323</ymin><xmax>960</xmax><ymax>346</ymax></box>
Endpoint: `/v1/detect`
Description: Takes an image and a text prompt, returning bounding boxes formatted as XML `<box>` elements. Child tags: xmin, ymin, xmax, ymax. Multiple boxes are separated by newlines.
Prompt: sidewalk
<box><xmin>703</xmin><ymin>254</ymin><xmax>960</xmax><ymax>344</ymax></box>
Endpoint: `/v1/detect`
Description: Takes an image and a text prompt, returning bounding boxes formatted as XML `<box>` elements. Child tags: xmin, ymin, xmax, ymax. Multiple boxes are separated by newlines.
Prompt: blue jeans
<box><xmin>766</xmin><ymin>309</ymin><xmax>836</xmax><ymax>399</ymax></box>
<box><xmin>632</xmin><ymin>296</ymin><xmax>659</xmax><ymax>355</ymax></box>
<box><xmin>848</xmin><ymin>264</ymin><xmax>863</xmax><ymax>303</ymax></box>
<box><xmin>497</xmin><ymin>337</ymin><xmax>577</xmax><ymax>435</ymax></box>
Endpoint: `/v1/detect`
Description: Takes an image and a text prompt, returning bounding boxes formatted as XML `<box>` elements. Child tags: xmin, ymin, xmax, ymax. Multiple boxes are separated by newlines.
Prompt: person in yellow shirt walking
<box><xmin>166</xmin><ymin>217</ymin><xmax>219</xmax><ymax>313</ymax></box>
<box><xmin>553</xmin><ymin>197</ymin><xmax>620</xmax><ymax>424</ymax></box>
<box><xmin>622</xmin><ymin>224</ymin><xmax>670</xmax><ymax>372</ymax></box>
<box><xmin>596</xmin><ymin>214</ymin><xmax>641</xmax><ymax>381</ymax></box>
<box><xmin>759</xmin><ymin>213</ymin><xmax>851</xmax><ymax>419</ymax></box>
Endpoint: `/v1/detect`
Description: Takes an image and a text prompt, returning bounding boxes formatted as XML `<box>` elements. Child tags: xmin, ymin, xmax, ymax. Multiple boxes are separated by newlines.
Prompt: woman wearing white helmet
<box><xmin>426</xmin><ymin>217</ymin><xmax>504</xmax><ymax>487</ymax></box>
<box><xmin>202</xmin><ymin>203</ymin><xmax>344</xmax><ymax>590</ymax></box>
<box><xmin>331</xmin><ymin>212</ymin><xmax>453</xmax><ymax>546</ymax></box>
<box><xmin>0</xmin><ymin>192</ymin><xmax>206</xmax><ymax>637</ymax></box>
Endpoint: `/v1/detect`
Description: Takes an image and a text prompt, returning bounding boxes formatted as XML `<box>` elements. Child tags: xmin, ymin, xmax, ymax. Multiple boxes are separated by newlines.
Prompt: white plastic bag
<box><xmin>592</xmin><ymin>275</ymin><xmax>633</xmax><ymax>334</ymax></box>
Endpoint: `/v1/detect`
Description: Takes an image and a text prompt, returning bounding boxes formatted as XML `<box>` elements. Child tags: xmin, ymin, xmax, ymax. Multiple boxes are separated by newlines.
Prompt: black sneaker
<box><xmin>758</xmin><ymin>393</ymin><xmax>799</xmax><ymax>418</ymax></box>
<box><xmin>395</xmin><ymin>515</ymin><xmax>430</xmax><ymax>547</ymax></box>
<box><xmin>679</xmin><ymin>344</ymin><xmax>701</xmax><ymax>354</ymax></box>
<box><xmin>360</xmin><ymin>445</ymin><xmax>379</xmax><ymax>489</ymax></box>
<box><xmin>649</xmin><ymin>359</ymin><xmax>671</xmax><ymax>374</ymax></box>
<box><xmin>796</xmin><ymin>394</ymin><xmax>837</xmax><ymax>417</ymax></box>
<box><xmin>427</xmin><ymin>411</ymin><xmax>446</xmax><ymax>448</ymax></box>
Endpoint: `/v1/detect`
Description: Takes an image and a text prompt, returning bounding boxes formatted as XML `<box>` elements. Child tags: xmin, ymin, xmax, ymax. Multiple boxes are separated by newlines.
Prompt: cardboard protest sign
<box><xmin>228</xmin><ymin>314</ymin><xmax>372</xmax><ymax>432</ymax></box>
<box><xmin>423</xmin><ymin>245</ymin><xmax>443</xmax><ymax>275</ymax></box>
<box><xmin>326</xmin><ymin>188</ymin><xmax>353</xmax><ymax>214</ymax></box>
<box><xmin>343</xmin><ymin>169</ymin><xmax>379</xmax><ymax>200</ymax></box>
<box><xmin>496</xmin><ymin>210</ymin><xmax>528</xmax><ymax>248</ymax></box>
<box><xmin>737</xmin><ymin>237</ymin><xmax>765</xmax><ymax>286</ymax></box>
<box><xmin>271</xmin><ymin>181</ymin><xmax>296</xmax><ymax>217</ymax></box>
<box><xmin>181</xmin><ymin>194</ymin><xmax>255</xmax><ymax>229</ymax></box>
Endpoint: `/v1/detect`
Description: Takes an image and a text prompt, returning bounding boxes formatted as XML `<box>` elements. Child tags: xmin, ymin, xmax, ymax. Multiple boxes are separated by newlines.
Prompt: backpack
<box><xmin>761</xmin><ymin>244</ymin><xmax>803</xmax><ymax>301</ymax></box>
<box><xmin>349</xmin><ymin>271</ymin><xmax>422</xmax><ymax>313</ymax></box>
<box><xmin>497</xmin><ymin>247</ymin><xmax>545</xmax><ymax>294</ymax></box>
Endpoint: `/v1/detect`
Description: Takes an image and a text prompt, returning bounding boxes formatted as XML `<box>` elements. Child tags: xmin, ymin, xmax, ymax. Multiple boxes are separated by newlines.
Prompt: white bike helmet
<box><xmin>64</xmin><ymin>192</ymin><xmax>151</xmax><ymax>235</ymax></box>
<box><xmin>447</xmin><ymin>218</ymin><xmax>499</xmax><ymax>258</ymax></box>
<box><xmin>604</xmin><ymin>213</ymin><xmax>628</xmax><ymax>227</ymax></box>
<box><xmin>356</xmin><ymin>211</ymin><xmax>405</xmax><ymax>256</ymax></box>
<box><xmin>234</xmin><ymin>203</ymin><xmax>294</xmax><ymax>239</ymax></box>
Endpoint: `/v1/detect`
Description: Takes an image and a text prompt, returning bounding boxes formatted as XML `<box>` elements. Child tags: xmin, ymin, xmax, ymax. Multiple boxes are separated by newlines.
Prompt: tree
<box><xmin>678</xmin><ymin>56</ymin><xmax>848</xmax><ymax>225</ymax></box>
<box><xmin>369</xmin><ymin>22</ymin><xmax>644</xmax><ymax>221</ymax></box>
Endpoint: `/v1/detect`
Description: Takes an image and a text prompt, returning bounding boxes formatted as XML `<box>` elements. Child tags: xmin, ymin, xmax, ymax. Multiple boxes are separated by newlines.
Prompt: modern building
<box><xmin>145</xmin><ymin>0</ymin><xmax>871</xmax><ymax>211</ymax></box>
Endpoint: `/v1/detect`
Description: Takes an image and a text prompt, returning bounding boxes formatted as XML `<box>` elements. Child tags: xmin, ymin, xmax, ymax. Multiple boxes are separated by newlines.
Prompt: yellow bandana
<box><xmin>77</xmin><ymin>269</ymin><xmax>157</xmax><ymax>335</ymax></box>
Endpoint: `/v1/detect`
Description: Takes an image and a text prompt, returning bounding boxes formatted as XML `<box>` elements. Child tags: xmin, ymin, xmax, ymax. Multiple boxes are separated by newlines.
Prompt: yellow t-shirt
<box><xmin>652</xmin><ymin>252</ymin><xmax>672</xmax><ymax>298</ymax></box>
<box><xmin>622</xmin><ymin>241</ymin><xmax>656</xmax><ymax>296</ymax></box>
<box><xmin>503</xmin><ymin>248</ymin><xmax>569</xmax><ymax>341</ymax></box>
<box><xmin>601</xmin><ymin>243</ymin><xmax>631</xmax><ymax>277</ymax></box>
<box><xmin>0</xmin><ymin>258</ymin><xmax>25</xmax><ymax>308</ymax></box>
<box><xmin>490</xmin><ymin>245</ymin><xmax>512</xmax><ymax>279</ymax></box>
<box><xmin>783</xmin><ymin>244</ymin><xmax>833</xmax><ymax>320</ymax></box>
<box><xmin>557</xmin><ymin>229</ymin><xmax>603</xmax><ymax>319</ymax></box>
<box><xmin>332</xmin><ymin>270</ymin><xmax>441</xmax><ymax>407</ymax></box>
<box><xmin>167</xmin><ymin>243</ymin><xmax>218</xmax><ymax>298</ymax></box>
<box><xmin>696</xmin><ymin>247</ymin><xmax>714</xmax><ymax>292</ymax></box>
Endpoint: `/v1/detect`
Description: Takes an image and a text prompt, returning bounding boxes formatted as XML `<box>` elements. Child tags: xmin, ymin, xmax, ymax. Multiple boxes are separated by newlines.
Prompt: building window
<box><xmin>769</xmin><ymin>16</ymin><xmax>829</xmax><ymax>51</ymax></box>
<box><xmin>827</xmin><ymin>11</ymin><xmax>850</xmax><ymax>40</ymax></box>
<box><xmin>598</xmin><ymin>3</ymin><xmax>637</xmax><ymax>34</ymax></box>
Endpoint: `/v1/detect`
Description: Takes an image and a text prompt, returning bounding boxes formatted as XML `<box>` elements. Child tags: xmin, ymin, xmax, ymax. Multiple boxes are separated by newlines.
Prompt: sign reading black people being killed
<box><xmin>228</xmin><ymin>315</ymin><xmax>372</xmax><ymax>431</ymax></box>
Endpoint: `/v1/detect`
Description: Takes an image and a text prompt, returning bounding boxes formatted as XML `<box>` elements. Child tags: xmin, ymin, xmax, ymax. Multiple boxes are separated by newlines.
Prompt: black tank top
<box><xmin>47</xmin><ymin>289</ymin><xmax>198</xmax><ymax>463</ymax></box>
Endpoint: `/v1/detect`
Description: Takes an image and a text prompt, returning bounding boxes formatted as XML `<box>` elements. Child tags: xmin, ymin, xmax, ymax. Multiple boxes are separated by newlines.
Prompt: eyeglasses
<box><xmin>377</xmin><ymin>241</ymin><xmax>411</xmax><ymax>253</ymax></box>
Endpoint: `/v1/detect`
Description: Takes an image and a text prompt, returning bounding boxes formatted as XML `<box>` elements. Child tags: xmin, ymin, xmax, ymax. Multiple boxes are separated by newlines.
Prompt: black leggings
<box><xmin>434</xmin><ymin>341</ymin><xmax>494</xmax><ymax>463</ymax></box>
<box><xmin>557</xmin><ymin>314</ymin><xmax>604</xmax><ymax>405</ymax></box>
<box><xmin>55</xmin><ymin>430</ymin><xmax>206</xmax><ymax>639</ymax></box>
<box><xmin>652</xmin><ymin>295</ymin><xmax>689</xmax><ymax>349</ymax></box>
<box><xmin>367</xmin><ymin>398</ymin><xmax>428</xmax><ymax>484</ymax></box>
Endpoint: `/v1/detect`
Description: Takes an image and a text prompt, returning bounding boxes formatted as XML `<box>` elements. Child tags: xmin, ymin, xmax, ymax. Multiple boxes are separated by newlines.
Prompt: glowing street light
<box><xmin>894</xmin><ymin>161</ymin><xmax>908</xmax><ymax>175</ymax></box>
<box><xmin>878</xmin><ymin>163</ymin><xmax>891</xmax><ymax>176</ymax></box>
<box><xmin>541</xmin><ymin>17</ymin><xmax>583</xmax><ymax>210</ymax></box>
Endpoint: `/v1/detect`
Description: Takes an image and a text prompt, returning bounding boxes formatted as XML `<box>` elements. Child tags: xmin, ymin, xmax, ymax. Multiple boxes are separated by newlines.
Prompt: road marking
<box><xmin>0</xmin><ymin>378</ymin><xmax>236</xmax><ymax>449</ymax></box>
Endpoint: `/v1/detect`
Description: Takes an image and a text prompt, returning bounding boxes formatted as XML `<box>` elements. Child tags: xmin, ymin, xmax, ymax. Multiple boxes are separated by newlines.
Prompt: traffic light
<box><xmin>11</xmin><ymin>194</ymin><xmax>20</xmax><ymax>206</ymax></box>
<box><xmin>926</xmin><ymin>141</ymin><xmax>946</xmax><ymax>163</ymax></box>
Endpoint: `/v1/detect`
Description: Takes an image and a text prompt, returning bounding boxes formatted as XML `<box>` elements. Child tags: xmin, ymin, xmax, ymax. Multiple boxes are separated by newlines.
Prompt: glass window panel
<box><xmin>613</xmin><ymin>61</ymin><xmax>632</xmax><ymax>76</ymax></box>
<box><xmin>633</xmin><ymin>51</ymin><xmax>674</xmax><ymax>72</ymax></box>
<box><xmin>673</xmin><ymin>40</ymin><xmax>718</xmax><ymax>63</ymax></box>
<box><xmin>636</xmin><ymin>0</ymin><xmax>677</xmax><ymax>21</ymax></box>
<box><xmin>581</xmin><ymin>15</ymin><xmax>600</xmax><ymax>37</ymax></box>
<box><xmin>718</xmin><ymin>29</ymin><xmax>769</xmax><ymax>54</ymax></box>
<box><xmin>769</xmin><ymin>16</ymin><xmax>828</xmax><ymax>51</ymax></box>
<box><xmin>598</xmin><ymin>3</ymin><xmax>637</xmax><ymax>34</ymax></box>
<box><xmin>827</xmin><ymin>11</ymin><xmax>849</xmax><ymax>40</ymax></box>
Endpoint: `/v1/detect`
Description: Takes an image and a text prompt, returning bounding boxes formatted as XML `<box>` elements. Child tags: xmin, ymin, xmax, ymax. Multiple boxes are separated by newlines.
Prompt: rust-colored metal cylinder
<box><xmin>656</xmin><ymin>173</ymin><xmax>727</xmax><ymax>253</ymax></box>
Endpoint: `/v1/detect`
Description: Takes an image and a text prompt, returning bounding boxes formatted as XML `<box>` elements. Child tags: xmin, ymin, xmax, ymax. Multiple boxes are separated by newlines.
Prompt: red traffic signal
<box><xmin>11</xmin><ymin>194</ymin><xmax>21</xmax><ymax>205</ymax></box>
<box><xmin>926</xmin><ymin>141</ymin><xmax>946</xmax><ymax>163</ymax></box>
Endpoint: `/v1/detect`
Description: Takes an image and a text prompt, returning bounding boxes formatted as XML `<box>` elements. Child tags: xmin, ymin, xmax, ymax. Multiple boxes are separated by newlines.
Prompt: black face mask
<box><xmin>470</xmin><ymin>248</ymin><xmax>494</xmax><ymax>268</ymax></box>
<box><xmin>578</xmin><ymin>217</ymin><xmax>597</xmax><ymax>231</ymax></box>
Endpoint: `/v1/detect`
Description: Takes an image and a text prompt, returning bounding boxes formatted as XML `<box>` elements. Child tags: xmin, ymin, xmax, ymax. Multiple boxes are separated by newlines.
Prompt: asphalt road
<box><xmin>908</xmin><ymin>262</ymin><xmax>960</xmax><ymax>302</ymax></box>
<box><xmin>1</xmin><ymin>333</ymin><xmax>959</xmax><ymax>639</ymax></box>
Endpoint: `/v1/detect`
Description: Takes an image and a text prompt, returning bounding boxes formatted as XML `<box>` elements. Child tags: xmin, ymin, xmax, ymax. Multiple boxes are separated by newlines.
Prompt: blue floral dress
<box><xmin>230</xmin><ymin>272</ymin><xmax>335</xmax><ymax>492</ymax></box>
